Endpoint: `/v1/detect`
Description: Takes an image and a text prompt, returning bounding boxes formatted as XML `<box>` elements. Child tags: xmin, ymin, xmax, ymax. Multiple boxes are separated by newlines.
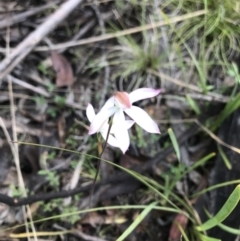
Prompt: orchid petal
<box><xmin>86</xmin><ymin>103</ymin><xmax>95</xmax><ymax>122</ymax></box>
<box><xmin>113</xmin><ymin>109</ymin><xmax>130</xmax><ymax>153</ymax></box>
<box><xmin>124</xmin><ymin>106</ymin><xmax>160</xmax><ymax>134</ymax></box>
<box><xmin>125</xmin><ymin>120</ymin><xmax>135</xmax><ymax>129</ymax></box>
<box><xmin>88</xmin><ymin>106</ymin><xmax>117</xmax><ymax>135</ymax></box>
<box><xmin>100</xmin><ymin>130</ymin><xmax>120</xmax><ymax>148</ymax></box>
<box><xmin>101</xmin><ymin>96</ymin><xmax>115</xmax><ymax>110</ymax></box>
<box><xmin>111</xmin><ymin>120</ymin><xmax>135</xmax><ymax>134</ymax></box>
<box><xmin>129</xmin><ymin>88</ymin><xmax>161</xmax><ymax>104</ymax></box>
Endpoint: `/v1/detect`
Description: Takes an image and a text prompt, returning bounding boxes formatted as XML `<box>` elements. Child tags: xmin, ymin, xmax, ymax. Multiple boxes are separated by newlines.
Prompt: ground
<box><xmin>0</xmin><ymin>0</ymin><xmax>240</xmax><ymax>240</ymax></box>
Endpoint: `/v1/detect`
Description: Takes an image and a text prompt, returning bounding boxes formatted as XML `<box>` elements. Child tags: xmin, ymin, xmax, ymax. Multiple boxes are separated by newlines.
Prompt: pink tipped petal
<box><xmin>86</xmin><ymin>103</ymin><xmax>95</xmax><ymax>122</ymax></box>
<box><xmin>88</xmin><ymin>106</ymin><xmax>117</xmax><ymax>135</ymax></box>
<box><xmin>124</xmin><ymin>106</ymin><xmax>160</xmax><ymax>134</ymax></box>
<box><xmin>129</xmin><ymin>88</ymin><xmax>161</xmax><ymax>104</ymax></box>
<box><xmin>100</xmin><ymin>130</ymin><xmax>120</xmax><ymax>148</ymax></box>
<box><xmin>114</xmin><ymin>92</ymin><xmax>131</xmax><ymax>109</ymax></box>
<box><xmin>113</xmin><ymin>110</ymin><xmax>130</xmax><ymax>153</ymax></box>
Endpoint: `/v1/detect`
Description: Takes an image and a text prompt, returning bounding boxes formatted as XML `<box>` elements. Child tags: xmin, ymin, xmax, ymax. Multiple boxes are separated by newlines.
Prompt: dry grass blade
<box><xmin>5</xmin><ymin>25</ymin><xmax>37</xmax><ymax>240</ymax></box>
<box><xmin>151</xmin><ymin>70</ymin><xmax>229</xmax><ymax>102</ymax></box>
<box><xmin>195</xmin><ymin>120</ymin><xmax>240</xmax><ymax>154</ymax></box>
<box><xmin>35</xmin><ymin>10</ymin><xmax>207</xmax><ymax>51</ymax></box>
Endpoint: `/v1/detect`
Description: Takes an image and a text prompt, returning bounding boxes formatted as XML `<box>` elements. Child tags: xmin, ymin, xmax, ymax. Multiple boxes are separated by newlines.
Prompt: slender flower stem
<box><xmin>89</xmin><ymin>118</ymin><xmax>113</xmax><ymax>206</ymax></box>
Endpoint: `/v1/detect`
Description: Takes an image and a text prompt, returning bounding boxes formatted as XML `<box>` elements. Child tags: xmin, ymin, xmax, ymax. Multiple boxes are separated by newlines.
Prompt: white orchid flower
<box><xmin>88</xmin><ymin>88</ymin><xmax>161</xmax><ymax>153</ymax></box>
<box><xmin>86</xmin><ymin>103</ymin><xmax>134</xmax><ymax>151</ymax></box>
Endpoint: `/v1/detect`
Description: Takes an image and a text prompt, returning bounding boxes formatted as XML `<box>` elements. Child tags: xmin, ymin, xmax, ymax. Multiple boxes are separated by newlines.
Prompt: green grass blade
<box><xmin>127</xmin><ymin>170</ymin><xmax>180</xmax><ymax>211</ymax></box>
<box><xmin>186</xmin><ymin>94</ymin><xmax>201</xmax><ymax>115</ymax></box>
<box><xmin>193</xmin><ymin>180</ymin><xmax>240</xmax><ymax>198</ymax></box>
<box><xmin>198</xmin><ymin>234</ymin><xmax>221</xmax><ymax>241</ymax></box>
<box><xmin>196</xmin><ymin>184</ymin><xmax>240</xmax><ymax>231</ymax></box>
<box><xmin>183</xmin><ymin>152</ymin><xmax>215</xmax><ymax>177</ymax></box>
<box><xmin>218</xmin><ymin>222</ymin><xmax>240</xmax><ymax>235</ymax></box>
<box><xmin>116</xmin><ymin>202</ymin><xmax>158</xmax><ymax>241</ymax></box>
<box><xmin>176</xmin><ymin>222</ymin><xmax>190</xmax><ymax>241</ymax></box>
<box><xmin>159</xmin><ymin>11</ymin><xmax>208</xmax><ymax>92</ymax></box>
<box><xmin>15</xmin><ymin>141</ymin><xmax>181</xmax><ymax>210</ymax></box>
<box><xmin>212</xmin><ymin>91</ymin><xmax>240</xmax><ymax>130</ymax></box>
<box><xmin>168</xmin><ymin>128</ymin><xmax>181</xmax><ymax>162</ymax></box>
<box><xmin>217</xmin><ymin>145</ymin><xmax>232</xmax><ymax>170</ymax></box>
<box><xmin>1</xmin><ymin>205</ymin><xmax>184</xmax><ymax>233</ymax></box>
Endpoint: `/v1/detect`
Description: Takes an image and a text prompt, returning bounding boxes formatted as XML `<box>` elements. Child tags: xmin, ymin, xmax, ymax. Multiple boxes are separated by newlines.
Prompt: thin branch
<box><xmin>2</xmin><ymin>75</ymin><xmax>85</xmax><ymax>110</ymax></box>
<box><xmin>0</xmin><ymin>0</ymin><xmax>84</xmax><ymax>80</ymax></box>
<box><xmin>0</xmin><ymin>1</ymin><xmax>60</xmax><ymax>29</ymax></box>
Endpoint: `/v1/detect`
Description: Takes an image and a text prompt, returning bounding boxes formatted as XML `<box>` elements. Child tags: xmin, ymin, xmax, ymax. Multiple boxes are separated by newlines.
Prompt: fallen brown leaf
<box><xmin>51</xmin><ymin>51</ymin><xmax>74</xmax><ymax>87</ymax></box>
<box><xmin>169</xmin><ymin>213</ymin><xmax>188</xmax><ymax>241</ymax></box>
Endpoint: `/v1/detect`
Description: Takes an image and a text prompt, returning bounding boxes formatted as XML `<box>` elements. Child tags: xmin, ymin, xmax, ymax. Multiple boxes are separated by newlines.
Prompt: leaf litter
<box><xmin>0</xmin><ymin>0</ymin><xmax>240</xmax><ymax>240</ymax></box>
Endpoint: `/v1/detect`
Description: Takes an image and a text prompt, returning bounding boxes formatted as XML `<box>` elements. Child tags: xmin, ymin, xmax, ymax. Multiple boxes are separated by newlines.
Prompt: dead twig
<box><xmin>2</xmin><ymin>75</ymin><xmax>85</xmax><ymax>110</ymax></box>
<box><xmin>0</xmin><ymin>117</ymin><xmax>52</xmax><ymax>136</ymax></box>
<box><xmin>5</xmin><ymin>75</ymin><xmax>50</xmax><ymax>97</ymax></box>
<box><xmin>0</xmin><ymin>0</ymin><xmax>84</xmax><ymax>80</ymax></box>
<box><xmin>0</xmin><ymin>1</ymin><xmax>60</xmax><ymax>29</ymax></box>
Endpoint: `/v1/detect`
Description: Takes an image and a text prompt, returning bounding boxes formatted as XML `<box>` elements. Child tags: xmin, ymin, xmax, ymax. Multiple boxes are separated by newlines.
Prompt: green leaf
<box><xmin>218</xmin><ymin>222</ymin><xmax>240</xmax><ymax>235</ymax></box>
<box><xmin>198</xmin><ymin>234</ymin><xmax>221</xmax><ymax>241</ymax></box>
<box><xmin>176</xmin><ymin>222</ymin><xmax>190</xmax><ymax>241</ymax></box>
<box><xmin>33</xmin><ymin>96</ymin><xmax>46</xmax><ymax>106</ymax></box>
<box><xmin>38</xmin><ymin>62</ymin><xmax>47</xmax><ymax>75</ymax></box>
<box><xmin>186</xmin><ymin>94</ymin><xmax>201</xmax><ymax>115</ymax></box>
<box><xmin>196</xmin><ymin>184</ymin><xmax>240</xmax><ymax>231</ymax></box>
<box><xmin>218</xmin><ymin>145</ymin><xmax>232</xmax><ymax>170</ymax></box>
<box><xmin>46</xmin><ymin>82</ymin><xmax>56</xmax><ymax>92</ymax></box>
<box><xmin>168</xmin><ymin>128</ymin><xmax>180</xmax><ymax>162</ymax></box>
<box><xmin>38</xmin><ymin>170</ymin><xmax>48</xmax><ymax>175</ymax></box>
<box><xmin>184</xmin><ymin>152</ymin><xmax>216</xmax><ymax>176</ymax></box>
<box><xmin>212</xmin><ymin>91</ymin><xmax>240</xmax><ymax>130</ymax></box>
<box><xmin>54</xmin><ymin>95</ymin><xmax>66</xmax><ymax>106</ymax></box>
